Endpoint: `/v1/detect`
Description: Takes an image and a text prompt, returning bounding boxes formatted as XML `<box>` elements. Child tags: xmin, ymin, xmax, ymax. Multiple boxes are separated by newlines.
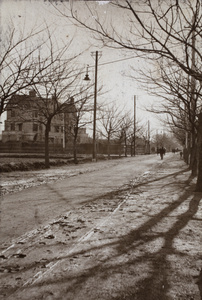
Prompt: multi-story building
<box><xmin>77</xmin><ymin>128</ymin><xmax>91</xmax><ymax>144</ymax></box>
<box><xmin>2</xmin><ymin>90</ymin><xmax>77</xmax><ymax>147</ymax></box>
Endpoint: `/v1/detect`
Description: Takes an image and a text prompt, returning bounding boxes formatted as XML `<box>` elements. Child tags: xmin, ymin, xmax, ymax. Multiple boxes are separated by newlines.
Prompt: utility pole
<box><xmin>133</xmin><ymin>95</ymin><xmax>136</xmax><ymax>156</ymax></box>
<box><xmin>148</xmin><ymin>120</ymin><xmax>150</xmax><ymax>154</ymax></box>
<box><xmin>63</xmin><ymin>113</ymin><xmax>66</xmax><ymax>149</ymax></box>
<box><xmin>91</xmin><ymin>51</ymin><xmax>102</xmax><ymax>161</ymax></box>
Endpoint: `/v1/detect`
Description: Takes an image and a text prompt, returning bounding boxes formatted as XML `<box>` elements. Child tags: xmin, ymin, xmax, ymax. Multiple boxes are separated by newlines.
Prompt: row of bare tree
<box><xmin>64</xmin><ymin>0</ymin><xmax>202</xmax><ymax>191</ymax></box>
<box><xmin>0</xmin><ymin>25</ymin><xmax>95</xmax><ymax>167</ymax></box>
<box><xmin>3</xmin><ymin>1</ymin><xmax>202</xmax><ymax>190</ymax></box>
<box><xmin>1</xmin><ymin>24</ymin><xmax>148</xmax><ymax>168</ymax></box>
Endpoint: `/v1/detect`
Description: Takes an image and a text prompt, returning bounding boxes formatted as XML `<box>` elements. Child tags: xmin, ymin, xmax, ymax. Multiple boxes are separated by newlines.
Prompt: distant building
<box><xmin>2</xmin><ymin>90</ymin><xmax>76</xmax><ymax>147</ymax></box>
<box><xmin>77</xmin><ymin>128</ymin><xmax>91</xmax><ymax>144</ymax></box>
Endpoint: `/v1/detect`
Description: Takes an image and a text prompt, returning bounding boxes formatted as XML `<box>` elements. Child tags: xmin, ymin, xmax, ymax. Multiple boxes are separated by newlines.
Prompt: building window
<box><xmin>18</xmin><ymin>123</ymin><xmax>23</xmax><ymax>131</ymax></box>
<box><xmin>32</xmin><ymin>111</ymin><xmax>38</xmax><ymax>118</ymax></box>
<box><xmin>11</xmin><ymin>110</ymin><xmax>15</xmax><ymax>117</ymax></box>
<box><xmin>33</xmin><ymin>123</ymin><xmax>38</xmax><ymax>132</ymax></box>
<box><xmin>11</xmin><ymin>123</ymin><xmax>15</xmax><ymax>131</ymax></box>
<box><xmin>55</xmin><ymin>126</ymin><xmax>60</xmax><ymax>133</ymax></box>
<box><xmin>7</xmin><ymin>111</ymin><xmax>11</xmax><ymax>118</ymax></box>
<box><xmin>5</xmin><ymin>123</ymin><xmax>9</xmax><ymax>131</ymax></box>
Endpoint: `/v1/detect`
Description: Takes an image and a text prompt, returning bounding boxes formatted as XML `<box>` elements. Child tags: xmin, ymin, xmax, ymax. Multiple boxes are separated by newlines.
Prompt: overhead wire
<box><xmin>87</xmin><ymin>55</ymin><xmax>139</xmax><ymax>69</ymax></box>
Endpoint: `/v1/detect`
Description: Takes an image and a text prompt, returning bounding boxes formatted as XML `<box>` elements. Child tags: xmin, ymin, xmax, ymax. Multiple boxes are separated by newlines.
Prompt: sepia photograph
<box><xmin>0</xmin><ymin>0</ymin><xmax>202</xmax><ymax>299</ymax></box>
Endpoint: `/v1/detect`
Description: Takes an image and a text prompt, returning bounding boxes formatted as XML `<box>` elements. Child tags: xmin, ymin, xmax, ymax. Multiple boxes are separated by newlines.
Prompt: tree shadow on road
<box><xmin>2</xmin><ymin>168</ymin><xmax>202</xmax><ymax>300</ymax></box>
<box><xmin>111</xmin><ymin>182</ymin><xmax>201</xmax><ymax>300</ymax></box>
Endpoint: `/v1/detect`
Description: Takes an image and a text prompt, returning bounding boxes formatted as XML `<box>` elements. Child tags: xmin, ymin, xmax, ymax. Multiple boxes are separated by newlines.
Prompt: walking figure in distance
<box><xmin>159</xmin><ymin>147</ymin><xmax>165</xmax><ymax>160</ymax></box>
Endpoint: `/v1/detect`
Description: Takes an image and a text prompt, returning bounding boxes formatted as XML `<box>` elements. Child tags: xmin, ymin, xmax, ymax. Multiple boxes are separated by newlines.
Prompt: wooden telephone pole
<box><xmin>91</xmin><ymin>51</ymin><xmax>102</xmax><ymax>161</ymax></box>
<box><xmin>133</xmin><ymin>95</ymin><xmax>136</xmax><ymax>156</ymax></box>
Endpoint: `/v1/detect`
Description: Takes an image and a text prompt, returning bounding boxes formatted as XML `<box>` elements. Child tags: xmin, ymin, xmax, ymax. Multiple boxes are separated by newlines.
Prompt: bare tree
<box><xmin>118</xmin><ymin>114</ymin><xmax>134</xmax><ymax>157</ymax></box>
<box><xmin>97</xmin><ymin>105</ymin><xmax>126</xmax><ymax>159</ymax></box>
<box><xmin>69</xmin><ymin>0</ymin><xmax>202</xmax><ymax>82</ymax></box>
<box><xmin>0</xmin><ymin>25</ymin><xmax>56</xmax><ymax>116</ymax></box>
<box><xmin>32</xmin><ymin>68</ymin><xmax>94</xmax><ymax>168</ymax></box>
<box><xmin>196</xmin><ymin>112</ymin><xmax>202</xmax><ymax>191</ymax></box>
<box><xmin>57</xmin><ymin>0</ymin><xmax>202</xmax><ymax>189</ymax></box>
<box><xmin>133</xmin><ymin>57</ymin><xmax>202</xmax><ymax>174</ymax></box>
<box><xmin>8</xmin><ymin>34</ymin><xmax>92</xmax><ymax>168</ymax></box>
<box><xmin>65</xmin><ymin>89</ymin><xmax>96</xmax><ymax>164</ymax></box>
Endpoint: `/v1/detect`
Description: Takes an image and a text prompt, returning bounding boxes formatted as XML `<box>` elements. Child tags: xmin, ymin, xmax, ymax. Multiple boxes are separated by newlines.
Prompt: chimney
<box><xmin>29</xmin><ymin>90</ymin><xmax>36</xmax><ymax>97</ymax></box>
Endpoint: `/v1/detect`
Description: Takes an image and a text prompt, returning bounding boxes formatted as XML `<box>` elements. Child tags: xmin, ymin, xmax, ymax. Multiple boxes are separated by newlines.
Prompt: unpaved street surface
<box><xmin>0</xmin><ymin>154</ymin><xmax>202</xmax><ymax>300</ymax></box>
<box><xmin>0</xmin><ymin>155</ymin><xmax>156</xmax><ymax>244</ymax></box>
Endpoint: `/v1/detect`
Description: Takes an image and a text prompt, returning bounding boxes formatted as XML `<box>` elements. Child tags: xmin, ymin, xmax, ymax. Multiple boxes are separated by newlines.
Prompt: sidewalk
<box><xmin>0</xmin><ymin>155</ymin><xmax>202</xmax><ymax>300</ymax></box>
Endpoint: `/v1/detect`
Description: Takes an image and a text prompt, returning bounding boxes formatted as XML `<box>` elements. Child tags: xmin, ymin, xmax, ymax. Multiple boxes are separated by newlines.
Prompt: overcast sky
<box><xmin>0</xmin><ymin>0</ymin><xmax>164</xmax><ymax>136</ymax></box>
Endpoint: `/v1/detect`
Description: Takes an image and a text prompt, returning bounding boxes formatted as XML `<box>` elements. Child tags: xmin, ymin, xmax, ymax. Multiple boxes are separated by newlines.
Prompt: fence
<box><xmin>0</xmin><ymin>141</ymin><xmax>147</xmax><ymax>156</ymax></box>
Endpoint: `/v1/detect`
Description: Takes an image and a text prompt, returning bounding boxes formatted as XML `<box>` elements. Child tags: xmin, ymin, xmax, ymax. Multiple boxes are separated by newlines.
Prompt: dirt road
<box><xmin>0</xmin><ymin>154</ymin><xmax>201</xmax><ymax>300</ymax></box>
<box><xmin>1</xmin><ymin>155</ymin><xmax>157</xmax><ymax>245</ymax></box>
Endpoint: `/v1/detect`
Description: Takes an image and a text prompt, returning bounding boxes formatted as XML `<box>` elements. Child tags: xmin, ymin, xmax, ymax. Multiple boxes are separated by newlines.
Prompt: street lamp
<box><xmin>83</xmin><ymin>65</ymin><xmax>90</xmax><ymax>81</ymax></box>
<box><xmin>84</xmin><ymin>51</ymin><xmax>101</xmax><ymax>161</ymax></box>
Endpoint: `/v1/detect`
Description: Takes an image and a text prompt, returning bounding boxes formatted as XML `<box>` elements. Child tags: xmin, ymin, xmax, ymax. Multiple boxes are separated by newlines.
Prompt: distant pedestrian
<box><xmin>159</xmin><ymin>147</ymin><xmax>165</xmax><ymax>160</ymax></box>
<box><xmin>180</xmin><ymin>151</ymin><xmax>183</xmax><ymax>159</ymax></box>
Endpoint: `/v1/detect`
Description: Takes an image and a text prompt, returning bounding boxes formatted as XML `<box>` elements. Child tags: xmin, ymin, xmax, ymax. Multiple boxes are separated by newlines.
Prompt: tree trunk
<box><xmin>73</xmin><ymin>137</ymin><xmax>78</xmax><ymax>164</ymax></box>
<box><xmin>124</xmin><ymin>137</ymin><xmax>127</xmax><ymax>157</ymax></box>
<box><xmin>119</xmin><ymin>139</ymin><xmax>122</xmax><ymax>157</ymax></box>
<box><xmin>190</xmin><ymin>130</ymin><xmax>197</xmax><ymax>176</ymax></box>
<box><xmin>107</xmin><ymin>136</ymin><xmax>111</xmax><ymax>159</ymax></box>
<box><xmin>183</xmin><ymin>147</ymin><xmax>190</xmax><ymax>165</ymax></box>
<box><xmin>44</xmin><ymin>122</ymin><xmax>51</xmax><ymax>169</ymax></box>
<box><xmin>190</xmin><ymin>144</ymin><xmax>197</xmax><ymax>176</ymax></box>
<box><xmin>195</xmin><ymin>113</ymin><xmax>202</xmax><ymax>192</ymax></box>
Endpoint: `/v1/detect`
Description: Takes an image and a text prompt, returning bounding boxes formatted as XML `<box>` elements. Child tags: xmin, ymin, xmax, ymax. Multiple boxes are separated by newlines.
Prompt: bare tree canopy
<box><xmin>68</xmin><ymin>0</ymin><xmax>202</xmax><ymax>83</ymax></box>
<box><xmin>0</xmin><ymin>21</ymin><xmax>86</xmax><ymax>116</ymax></box>
<box><xmin>0</xmin><ymin>25</ymin><xmax>47</xmax><ymax>115</ymax></box>
<box><xmin>58</xmin><ymin>0</ymin><xmax>202</xmax><ymax>189</ymax></box>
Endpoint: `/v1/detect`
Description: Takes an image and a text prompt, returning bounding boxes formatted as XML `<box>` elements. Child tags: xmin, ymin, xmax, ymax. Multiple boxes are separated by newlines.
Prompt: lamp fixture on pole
<box><xmin>83</xmin><ymin>65</ymin><xmax>90</xmax><ymax>81</ymax></box>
